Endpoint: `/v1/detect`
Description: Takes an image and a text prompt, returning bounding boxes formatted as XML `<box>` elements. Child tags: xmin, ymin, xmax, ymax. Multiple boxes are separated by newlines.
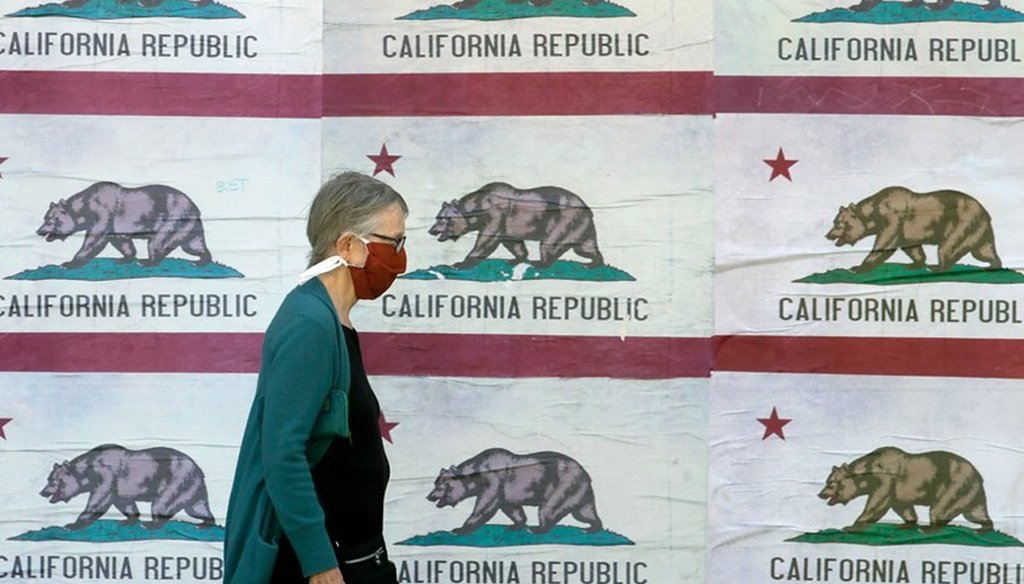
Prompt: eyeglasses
<box><xmin>367</xmin><ymin>233</ymin><xmax>406</xmax><ymax>253</ymax></box>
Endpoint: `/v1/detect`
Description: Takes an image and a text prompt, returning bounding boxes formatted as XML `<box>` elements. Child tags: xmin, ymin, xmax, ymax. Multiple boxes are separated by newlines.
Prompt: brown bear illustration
<box><xmin>849</xmin><ymin>0</ymin><xmax>1000</xmax><ymax>11</ymax></box>
<box><xmin>36</xmin><ymin>181</ymin><xmax>213</xmax><ymax>269</ymax></box>
<box><xmin>39</xmin><ymin>444</ymin><xmax>216</xmax><ymax>530</ymax></box>
<box><xmin>428</xmin><ymin>182</ymin><xmax>604</xmax><ymax>270</ymax></box>
<box><xmin>427</xmin><ymin>448</ymin><xmax>603</xmax><ymax>535</ymax></box>
<box><xmin>825</xmin><ymin>186</ymin><xmax>1001</xmax><ymax>274</ymax></box>
<box><xmin>455</xmin><ymin>0</ymin><xmax>603</xmax><ymax>8</ymax></box>
<box><xmin>818</xmin><ymin>447</ymin><xmax>993</xmax><ymax>533</ymax></box>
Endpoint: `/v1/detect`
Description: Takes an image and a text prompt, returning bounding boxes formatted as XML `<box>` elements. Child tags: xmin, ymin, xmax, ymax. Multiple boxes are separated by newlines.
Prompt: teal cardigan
<box><xmin>223</xmin><ymin>278</ymin><xmax>351</xmax><ymax>584</ymax></box>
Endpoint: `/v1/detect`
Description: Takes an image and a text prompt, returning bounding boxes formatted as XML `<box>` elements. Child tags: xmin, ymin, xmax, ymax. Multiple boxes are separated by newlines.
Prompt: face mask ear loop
<box><xmin>298</xmin><ymin>255</ymin><xmax>346</xmax><ymax>285</ymax></box>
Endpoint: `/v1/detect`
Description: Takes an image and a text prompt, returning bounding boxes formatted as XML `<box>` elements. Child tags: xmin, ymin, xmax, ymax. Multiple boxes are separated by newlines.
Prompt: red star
<box><xmin>378</xmin><ymin>412</ymin><xmax>398</xmax><ymax>444</ymax></box>
<box><xmin>757</xmin><ymin>407</ymin><xmax>792</xmax><ymax>441</ymax></box>
<box><xmin>0</xmin><ymin>157</ymin><xmax>8</xmax><ymax>179</ymax></box>
<box><xmin>367</xmin><ymin>144</ymin><xmax>401</xmax><ymax>177</ymax></box>
<box><xmin>763</xmin><ymin>148</ymin><xmax>798</xmax><ymax>182</ymax></box>
<box><xmin>0</xmin><ymin>418</ymin><xmax>12</xmax><ymax>440</ymax></box>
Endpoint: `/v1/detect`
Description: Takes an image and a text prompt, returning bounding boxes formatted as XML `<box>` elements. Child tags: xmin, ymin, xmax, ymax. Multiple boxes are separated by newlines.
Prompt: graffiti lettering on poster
<box><xmin>397</xmin><ymin>559</ymin><xmax>647</xmax><ymax>584</ymax></box>
<box><xmin>397</xmin><ymin>0</ymin><xmax>635</xmax><ymax>21</ymax></box>
<box><xmin>381</xmin><ymin>33</ymin><xmax>648</xmax><ymax>59</ymax></box>
<box><xmin>7</xmin><ymin>0</ymin><xmax>244</xmax><ymax>20</ymax></box>
<box><xmin>793</xmin><ymin>0</ymin><xmax>1023</xmax><ymax>24</ymax></box>
<box><xmin>777</xmin><ymin>36</ymin><xmax>1023</xmax><ymax>64</ymax></box>
<box><xmin>382</xmin><ymin>294</ymin><xmax>648</xmax><ymax>321</ymax></box>
<box><xmin>0</xmin><ymin>31</ymin><xmax>258</xmax><ymax>59</ymax></box>
<box><xmin>8</xmin><ymin>181</ymin><xmax>243</xmax><ymax>281</ymax></box>
<box><xmin>400</xmin><ymin>447</ymin><xmax>632</xmax><ymax>547</ymax></box>
<box><xmin>0</xmin><ymin>293</ymin><xmax>257</xmax><ymax>318</ymax></box>
<box><xmin>0</xmin><ymin>554</ymin><xmax>223</xmax><ymax>580</ymax></box>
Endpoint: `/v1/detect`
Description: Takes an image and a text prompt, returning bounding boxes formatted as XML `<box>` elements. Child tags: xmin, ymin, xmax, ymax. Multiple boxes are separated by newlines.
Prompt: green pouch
<box><xmin>306</xmin><ymin>387</ymin><xmax>350</xmax><ymax>465</ymax></box>
<box><xmin>305</xmin><ymin>297</ymin><xmax>352</xmax><ymax>466</ymax></box>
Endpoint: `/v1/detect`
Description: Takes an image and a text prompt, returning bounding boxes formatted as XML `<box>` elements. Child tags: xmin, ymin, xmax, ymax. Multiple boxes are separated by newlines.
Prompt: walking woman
<box><xmin>224</xmin><ymin>172</ymin><xmax>408</xmax><ymax>584</ymax></box>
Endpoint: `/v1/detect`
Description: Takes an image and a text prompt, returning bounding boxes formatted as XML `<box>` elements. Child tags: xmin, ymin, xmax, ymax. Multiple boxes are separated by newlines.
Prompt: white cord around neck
<box><xmin>298</xmin><ymin>255</ymin><xmax>346</xmax><ymax>285</ymax></box>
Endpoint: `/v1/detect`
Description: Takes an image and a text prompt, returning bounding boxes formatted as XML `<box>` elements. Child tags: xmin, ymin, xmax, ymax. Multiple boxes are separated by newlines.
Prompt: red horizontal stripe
<box><xmin>10</xmin><ymin>333</ymin><xmax>1021</xmax><ymax>378</ymax></box>
<box><xmin>361</xmin><ymin>333</ymin><xmax>710</xmax><ymax>379</ymax></box>
<box><xmin>0</xmin><ymin>333</ymin><xmax>710</xmax><ymax>379</ymax></box>
<box><xmin>324</xmin><ymin>71</ymin><xmax>714</xmax><ymax>116</ymax></box>
<box><xmin>0</xmin><ymin>332</ymin><xmax>263</xmax><ymax>374</ymax></box>
<box><xmin>8</xmin><ymin>72</ymin><xmax>1024</xmax><ymax>118</ymax></box>
<box><xmin>0</xmin><ymin>71</ymin><xmax>322</xmax><ymax>118</ymax></box>
<box><xmin>0</xmin><ymin>70</ymin><xmax>712</xmax><ymax>117</ymax></box>
<box><xmin>715</xmin><ymin>335</ymin><xmax>1023</xmax><ymax>378</ymax></box>
<box><xmin>717</xmin><ymin>75</ymin><xmax>1024</xmax><ymax>117</ymax></box>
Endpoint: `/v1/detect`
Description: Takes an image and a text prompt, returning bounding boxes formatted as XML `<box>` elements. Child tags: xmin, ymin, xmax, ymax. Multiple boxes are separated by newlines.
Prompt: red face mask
<box><xmin>349</xmin><ymin>240</ymin><xmax>407</xmax><ymax>300</ymax></box>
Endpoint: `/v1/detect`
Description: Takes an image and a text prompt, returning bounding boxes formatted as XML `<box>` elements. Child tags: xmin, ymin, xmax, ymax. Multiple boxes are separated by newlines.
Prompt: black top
<box><xmin>271</xmin><ymin>326</ymin><xmax>390</xmax><ymax>582</ymax></box>
<box><xmin>311</xmin><ymin>325</ymin><xmax>390</xmax><ymax>547</ymax></box>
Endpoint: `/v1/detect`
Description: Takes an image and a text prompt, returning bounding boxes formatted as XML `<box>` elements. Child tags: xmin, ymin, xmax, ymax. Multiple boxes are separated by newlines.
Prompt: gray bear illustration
<box><xmin>36</xmin><ymin>181</ymin><xmax>213</xmax><ymax>269</ymax></box>
<box><xmin>39</xmin><ymin>444</ymin><xmax>215</xmax><ymax>530</ymax></box>
<box><xmin>849</xmin><ymin>0</ymin><xmax>1000</xmax><ymax>11</ymax></box>
<box><xmin>427</xmin><ymin>448</ymin><xmax>603</xmax><ymax>535</ymax></box>
<box><xmin>428</xmin><ymin>182</ymin><xmax>604</xmax><ymax>270</ymax></box>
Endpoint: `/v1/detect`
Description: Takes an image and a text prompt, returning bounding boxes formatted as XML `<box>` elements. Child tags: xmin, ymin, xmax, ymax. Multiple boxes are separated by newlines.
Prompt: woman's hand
<box><xmin>310</xmin><ymin>567</ymin><xmax>344</xmax><ymax>584</ymax></box>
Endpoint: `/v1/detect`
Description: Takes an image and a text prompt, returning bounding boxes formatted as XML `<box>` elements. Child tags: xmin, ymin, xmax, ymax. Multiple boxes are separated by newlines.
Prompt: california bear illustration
<box><xmin>825</xmin><ymin>186</ymin><xmax>1001</xmax><ymax>274</ymax></box>
<box><xmin>39</xmin><ymin>444</ymin><xmax>216</xmax><ymax>530</ymax></box>
<box><xmin>454</xmin><ymin>0</ymin><xmax>603</xmax><ymax>8</ymax></box>
<box><xmin>818</xmin><ymin>447</ymin><xmax>993</xmax><ymax>533</ymax></box>
<box><xmin>427</xmin><ymin>448</ymin><xmax>603</xmax><ymax>535</ymax></box>
<box><xmin>61</xmin><ymin>0</ymin><xmax>212</xmax><ymax>7</ymax></box>
<box><xmin>36</xmin><ymin>181</ymin><xmax>213</xmax><ymax>269</ymax></box>
<box><xmin>849</xmin><ymin>0</ymin><xmax>1000</xmax><ymax>11</ymax></box>
<box><xmin>428</xmin><ymin>182</ymin><xmax>604</xmax><ymax>270</ymax></box>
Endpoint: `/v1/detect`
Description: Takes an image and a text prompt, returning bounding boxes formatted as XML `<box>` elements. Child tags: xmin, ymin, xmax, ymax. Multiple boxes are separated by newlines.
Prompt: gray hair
<box><xmin>306</xmin><ymin>172</ymin><xmax>408</xmax><ymax>267</ymax></box>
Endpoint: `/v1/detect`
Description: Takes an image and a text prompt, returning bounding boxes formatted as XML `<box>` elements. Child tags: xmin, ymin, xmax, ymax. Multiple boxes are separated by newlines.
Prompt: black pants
<box><xmin>271</xmin><ymin>534</ymin><xmax>397</xmax><ymax>584</ymax></box>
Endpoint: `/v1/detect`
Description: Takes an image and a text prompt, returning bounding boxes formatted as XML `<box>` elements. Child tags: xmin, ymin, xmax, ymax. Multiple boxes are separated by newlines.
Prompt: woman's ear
<box><xmin>335</xmin><ymin>231</ymin><xmax>352</xmax><ymax>264</ymax></box>
<box><xmin>335</xmin><ymin>232</ymin><xmax>367</xmax><ymax>266</ymax></box>
<box><xmin>334</xmin><ymin>233</ymin><xmax>354</xmax><ymax>256</ymax></box>
<box><xmin>337</xmin><ymin>230</ymin><xmax>354</xmax><ymax>253</ymax></box>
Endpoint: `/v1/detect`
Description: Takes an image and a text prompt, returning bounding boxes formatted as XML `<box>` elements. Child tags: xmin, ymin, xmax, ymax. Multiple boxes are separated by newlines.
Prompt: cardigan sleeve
<box><xmin>260</xmin><ymin>313</ymin><xmax>339</xmax><ymax>577</ymax></box>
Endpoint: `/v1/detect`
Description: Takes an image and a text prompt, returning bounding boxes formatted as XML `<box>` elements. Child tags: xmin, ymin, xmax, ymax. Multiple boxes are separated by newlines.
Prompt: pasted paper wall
<box><xmin>4</xmin><ymin>0</ymin><xmax>1021</xmax><ymax>583</ymax></box>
